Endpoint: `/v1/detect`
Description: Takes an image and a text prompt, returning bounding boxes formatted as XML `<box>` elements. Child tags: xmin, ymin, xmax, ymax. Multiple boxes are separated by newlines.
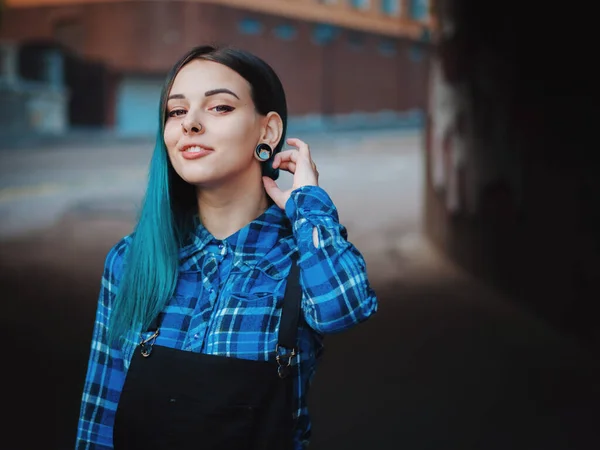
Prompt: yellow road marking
<box><xmin>0</xmin><ymin>183</ymin><xmax>67</xmax><ymax>203</ymax></box>
<box><xmin>0</xmin><ymin>170</ymin><xmax>147</xmax><ymax>203</ymax></box>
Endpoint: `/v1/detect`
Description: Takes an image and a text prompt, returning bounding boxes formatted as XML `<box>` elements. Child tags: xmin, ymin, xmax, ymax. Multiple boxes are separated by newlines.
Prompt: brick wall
<box><xmin>1</xmin><ymin>1</ymin><xmax>430</xmax><ymax>117</ymax></box>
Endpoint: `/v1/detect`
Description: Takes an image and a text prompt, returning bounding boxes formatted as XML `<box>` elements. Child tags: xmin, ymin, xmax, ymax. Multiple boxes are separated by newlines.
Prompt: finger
<box><xmin>276</xmin><ymin>149</ymin><xmax>300</xmax><ymax>162</ymax></box>
<box><xmin>277</xmin><ymin>161</ymin><xmax>296</xmax><ymax>174</ymax></box>
<box><xmin>286</xmin><ymin>137</ymin><xmax>306</xmax><ymax>149</ymax></box>
<box><xmin>272</xmin><ymin>149</ymin><xmax>299</xmax><ymax>169</ymax></box>
<box><xmin>287</xmin><ymin>138</ymin><xmax>310</xmax><ymax>157</ymax></box>
<box><xmin>262</xmin><ymin>177</ymin><xmax>286</xmax><ymax>209</ymax></box>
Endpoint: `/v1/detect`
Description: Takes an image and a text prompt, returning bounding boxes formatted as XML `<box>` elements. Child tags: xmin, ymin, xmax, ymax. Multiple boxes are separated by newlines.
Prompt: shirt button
<box><xmin>193</xmin><ymin>333</ymin><xmax>199</xmax><ymax>339</ymax></box>
<box><xmin>218</xmin><ymin>243</ymin><xmax>224</xmax><ymax>250</ymax></box>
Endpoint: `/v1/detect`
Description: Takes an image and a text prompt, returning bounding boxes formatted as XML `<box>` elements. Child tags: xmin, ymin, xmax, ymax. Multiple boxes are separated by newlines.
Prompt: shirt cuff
<box><xmin>284</xmin><ymin>186</ymin><xmax>340</xmax><ymax>252</ymax></box>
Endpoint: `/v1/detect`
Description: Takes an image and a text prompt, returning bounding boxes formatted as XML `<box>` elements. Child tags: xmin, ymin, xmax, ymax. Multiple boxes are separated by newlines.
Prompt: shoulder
<box><xmin>102</xmin><ymin>234</ymin><xmax>133</xmax><ymax>279</ymax></box>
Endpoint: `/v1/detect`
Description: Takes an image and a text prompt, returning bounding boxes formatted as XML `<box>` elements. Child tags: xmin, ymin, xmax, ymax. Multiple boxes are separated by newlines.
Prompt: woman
<box><xmin>75</xmin><ymin>45</ymin><xmax>377</xmax><ymax>450</ymax></box>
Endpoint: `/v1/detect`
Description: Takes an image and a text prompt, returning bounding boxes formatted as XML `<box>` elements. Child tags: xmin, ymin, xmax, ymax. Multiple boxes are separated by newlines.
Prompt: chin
<box><xmin>172</xmin><ymin>165</ymin><xmax>207</xmax><ymax>183</ymax></box>
<box><xmin>180</xmin><ymin>168</ymin><xmax>228</xmax><ymax>188</ymax></box>
<box><xmin>179</xmin><ymin>174</ymin><xmax>214</xmax><ymax>187</ymax></box>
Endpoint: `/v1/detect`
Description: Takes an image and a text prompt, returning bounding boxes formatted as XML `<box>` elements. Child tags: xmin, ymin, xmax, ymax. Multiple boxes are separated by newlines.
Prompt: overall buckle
<box><xmin>139</xmin><ymin>329</ymin><xmax>160</xmax><ymax>358</ymax></box>
<box><xmin>275</xmin><ymin>344</ymin><xmax>297</xmax><ymax>379</ymax></box>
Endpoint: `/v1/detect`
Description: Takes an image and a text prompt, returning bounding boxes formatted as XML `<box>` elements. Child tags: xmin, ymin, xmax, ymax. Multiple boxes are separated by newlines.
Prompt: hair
<box><xmin>107</xmin><ymin>45</ymin><xmax>288</xmax><ymax>344</ymax></box>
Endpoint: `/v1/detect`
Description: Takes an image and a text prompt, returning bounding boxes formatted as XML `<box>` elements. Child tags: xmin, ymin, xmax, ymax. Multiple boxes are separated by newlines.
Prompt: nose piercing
<box><xmin>182</xmin><ymin>122</ymin><xmax>202</xmax><ymax>132</ymax></box>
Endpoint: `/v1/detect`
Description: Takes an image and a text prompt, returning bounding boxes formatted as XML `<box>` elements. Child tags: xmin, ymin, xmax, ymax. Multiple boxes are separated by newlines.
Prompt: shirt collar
<box><xmin>178</xmin><ymin>204</ymin><xmax>290</xmax><ymax>262</ymax></box>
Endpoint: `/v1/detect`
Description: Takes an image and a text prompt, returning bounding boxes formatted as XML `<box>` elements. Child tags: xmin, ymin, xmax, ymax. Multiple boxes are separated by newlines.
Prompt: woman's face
<box><xmin>163</xmin><ymin>59</ymin><xmax>264</xmax><ymax>188</ymax></box>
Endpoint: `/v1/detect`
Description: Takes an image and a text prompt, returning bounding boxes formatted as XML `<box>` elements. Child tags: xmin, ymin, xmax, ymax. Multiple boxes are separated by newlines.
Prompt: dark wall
<box><xmin>424</xmin><ymin>0</ymin><xmax>598</xmax><ymax>348</ymax></box>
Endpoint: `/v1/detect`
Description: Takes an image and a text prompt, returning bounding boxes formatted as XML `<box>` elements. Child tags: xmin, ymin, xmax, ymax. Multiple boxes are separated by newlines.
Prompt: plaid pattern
<box><xmin>75</xmin><ymin>185</ymin><xmax>378</xmax><ymax>449</ymax></box>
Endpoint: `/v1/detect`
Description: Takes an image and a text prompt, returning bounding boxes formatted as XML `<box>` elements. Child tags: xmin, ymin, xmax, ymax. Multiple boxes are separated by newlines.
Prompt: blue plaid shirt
<box><xmin>75</xmin><ymin>185</ymin><xmax>378</xmax><ymax>449</ymax></box>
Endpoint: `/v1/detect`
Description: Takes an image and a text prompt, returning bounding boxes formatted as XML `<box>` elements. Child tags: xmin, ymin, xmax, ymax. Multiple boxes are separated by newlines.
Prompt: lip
<box><xmin>179</xmin><ymin>144</ymin><xmax>214</xmax><ymax>160</ymax></box>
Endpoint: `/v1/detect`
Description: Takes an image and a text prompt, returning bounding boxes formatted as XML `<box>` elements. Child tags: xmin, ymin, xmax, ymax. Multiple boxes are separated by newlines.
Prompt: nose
<box><xmin>181</xmin><ymin>117</ymin><xmax>203</xmax><ymax>135</ymax></box>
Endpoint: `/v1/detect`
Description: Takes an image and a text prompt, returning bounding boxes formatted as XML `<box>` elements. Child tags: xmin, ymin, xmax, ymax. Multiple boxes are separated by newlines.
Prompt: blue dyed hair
<box><xmin>108</xmin><ymin>45</ymin><xmax>288</xmax><ymax>344</ymax></box>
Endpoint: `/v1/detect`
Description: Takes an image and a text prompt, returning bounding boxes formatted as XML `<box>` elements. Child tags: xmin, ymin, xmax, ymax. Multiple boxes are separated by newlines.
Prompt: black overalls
<box><xmin>113</xmin><ymin>261</ymin><xmax>302</xmax><ymax>450</ymax></box>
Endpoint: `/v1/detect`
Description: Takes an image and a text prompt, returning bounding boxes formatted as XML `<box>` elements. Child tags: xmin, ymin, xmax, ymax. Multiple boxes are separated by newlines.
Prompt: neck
<box><xmin>196</xmin><ymin>173</ymin><xmax>270</xmax><ymax>240</ymax></box>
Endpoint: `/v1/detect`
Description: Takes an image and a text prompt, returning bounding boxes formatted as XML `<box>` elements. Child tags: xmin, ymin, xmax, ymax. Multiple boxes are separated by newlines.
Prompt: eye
<box><xmin>168</xmin><ymin>109</ymin><xmax>186</xmax><ymax>118</ymax></box>
<box><xmin>211</xmin><ymin>105</ymin><xmax>235</xmax><ymax>113</ymax></box>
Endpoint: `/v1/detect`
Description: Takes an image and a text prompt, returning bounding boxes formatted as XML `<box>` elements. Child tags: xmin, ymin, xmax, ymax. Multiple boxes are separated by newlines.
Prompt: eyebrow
<box><xmin>205</xmin><ymin>88</ymin><xmax>240</xmax><ymax>99</ymax></box>
<box><xmin>167</xmin><ymin>88</ymin><xmax>240</xmax><ymax>101</ymax></box>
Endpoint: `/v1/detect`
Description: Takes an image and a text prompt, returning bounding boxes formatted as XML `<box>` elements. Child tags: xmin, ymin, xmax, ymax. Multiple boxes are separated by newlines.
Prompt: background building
<box><xmin>1</xmin><ymin>0</ymin><xmax>433</xmax><ymax>136</ymax></box>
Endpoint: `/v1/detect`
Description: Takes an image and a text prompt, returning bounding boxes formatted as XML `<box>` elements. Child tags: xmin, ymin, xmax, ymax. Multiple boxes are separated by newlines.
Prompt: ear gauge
<box><xmin>254</xmin><ymin>143</ymin><xmax>273</xmax><ymax>162</ymax></box>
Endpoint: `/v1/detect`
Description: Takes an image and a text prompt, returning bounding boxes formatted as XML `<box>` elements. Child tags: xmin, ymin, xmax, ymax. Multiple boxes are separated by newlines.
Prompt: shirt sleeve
<box><xmin>284</xmin><ymin>185</ymin><xmax>378</xmax><ymax>334</ymax></box>
<box><xmin>75</xmin><ymin>237</ymin><xmax>130</xmax><ymax>449</ymax></box>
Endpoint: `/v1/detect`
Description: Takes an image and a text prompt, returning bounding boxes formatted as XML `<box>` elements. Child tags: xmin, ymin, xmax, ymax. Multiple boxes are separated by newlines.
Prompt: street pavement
<box><xmin>1</xmin><ymin>129</ymin><xmax>599</xmax><ymax>450</ymax></box>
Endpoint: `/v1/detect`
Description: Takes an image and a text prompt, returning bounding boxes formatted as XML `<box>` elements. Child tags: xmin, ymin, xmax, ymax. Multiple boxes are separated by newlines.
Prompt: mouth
<box><xmin>179</xmin><ymin>144</ymin><xmax>214</xmax><ymax>160</ymax></box>
<box><xmin>180</xmin><ymin>144</ymin><xmax>214</xmax><ymax>153</ymax></box>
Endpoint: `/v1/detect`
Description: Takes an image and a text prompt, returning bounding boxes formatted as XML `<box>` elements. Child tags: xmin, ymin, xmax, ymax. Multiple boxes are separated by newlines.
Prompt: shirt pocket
<box><xmin>209</xmin><ymin>259</ymin><xmax>289</xmax><ymax>340</ymax></box>
<box><xmin>225</xmin><ymin>257</ymin><xmax>290</xmax><ymax>308</ymax></box>
<box><xmin>206</xmin><ymin>257</ymin><xmax>296</xmax><ymax>357</ymax></box>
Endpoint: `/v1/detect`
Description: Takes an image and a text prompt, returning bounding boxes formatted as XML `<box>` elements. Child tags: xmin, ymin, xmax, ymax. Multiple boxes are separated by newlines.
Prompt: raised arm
<box><xmin>285</xmin><ymin>185</ymin><xmax>378</xmax><ymax>334</ymax></box>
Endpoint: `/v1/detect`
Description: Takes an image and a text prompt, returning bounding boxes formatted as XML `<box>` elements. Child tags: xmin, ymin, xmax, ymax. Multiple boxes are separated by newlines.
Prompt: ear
<box><xmin>260</xmin><ymin>112</ymin><xmax>284</xmax><ymax>149</ymax></box>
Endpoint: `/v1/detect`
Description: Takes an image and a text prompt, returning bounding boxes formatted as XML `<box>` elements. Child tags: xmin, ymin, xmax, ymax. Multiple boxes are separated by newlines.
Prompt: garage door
<box><xmin>116</xmin><ymin>76</ymin><xmax>164</xmax><ymax>136</ymax></box>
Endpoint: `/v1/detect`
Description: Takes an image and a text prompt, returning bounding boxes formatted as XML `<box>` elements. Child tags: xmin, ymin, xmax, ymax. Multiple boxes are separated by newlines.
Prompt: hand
<box><xmin>262</xmin><ymin>138</ymin><xmax>319</xmax><ymax>209</ymax></box>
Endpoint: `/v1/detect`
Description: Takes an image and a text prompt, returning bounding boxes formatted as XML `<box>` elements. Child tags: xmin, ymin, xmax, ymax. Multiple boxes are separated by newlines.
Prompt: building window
<box><xmin>410</xmin><ymin>0</ymin><xmax>429</xmax><ymax>21</ymax></box>
<box><xmin>0</xmin><ymin>44</ymin><xmax>19</xmax><ymax>85</ymax></box>
<box><xmin>350</xmin><ymin>0</ymin><xmax>370</xmax><ymax>10</ymax></box>
<box><xmin>238</xmin><ymin>18</ymin><xmax>263</xmax><ymax>35</ymax></box>
<box><xmin>378</xmin><ymin>39</ymin><xmax>397</xmax><ymax>57</ymax></box>
<box><xmin>273</xmin><ymin>24</ymin><xmax>297</xmax><ymax>41</ymax></box>
<box><xmin>410</xmin><ymin>43</ymin><xmax>424</xmax><ymax>62</ymax></box>
<box><xmin>381</xmin><ymin>0</ymin><xmax>400</xmax><ymax>16</ymax></box>
<box><xmin>311</xmin><ymin>24</ymin><xmax>339</xmax><ymax>46</ymax></box>
<box><xmin>419</xmin><ymin>27</ymin><xmax>431</xmax><ymax>43</ymax></box>
<box><xmin>348</xmin><ymin>32</ymin><xmax>366</xmax><ymax>51</ymax></box>
<box><xmin>42</xmin><ymin>50</ymin><xmax>64</xmax><ymax>89</ymax></box>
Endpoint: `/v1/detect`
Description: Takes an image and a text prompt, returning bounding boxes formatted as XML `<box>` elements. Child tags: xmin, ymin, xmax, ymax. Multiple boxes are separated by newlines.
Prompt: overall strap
<box><xmin>276</xmin><ymin>258</ymin><xmax>302</xmax><ymax>378</ymax></box>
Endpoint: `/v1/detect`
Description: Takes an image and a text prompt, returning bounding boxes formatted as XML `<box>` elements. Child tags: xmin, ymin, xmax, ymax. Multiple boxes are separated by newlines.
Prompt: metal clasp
<box><xmin>275</xmin><ymin>344</ymin><xmax>297</xmax><ymax>379</ymax></box>
<box><xmin>139</xmin><ymin>329</ymin><xmax>159</xmax><ymax>358</ymax></box>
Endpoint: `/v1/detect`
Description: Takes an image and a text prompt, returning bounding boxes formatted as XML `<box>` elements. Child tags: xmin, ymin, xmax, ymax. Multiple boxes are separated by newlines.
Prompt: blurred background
<box><xmin>1</xmin><ymin>1</ymin><xmax>599</xmax><ymax>449</ymax></box>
